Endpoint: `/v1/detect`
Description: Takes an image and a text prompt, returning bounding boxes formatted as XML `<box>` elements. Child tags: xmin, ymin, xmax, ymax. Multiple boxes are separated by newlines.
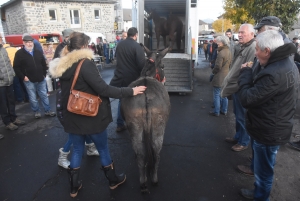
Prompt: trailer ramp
<box><xmin>163</xmin><ymin>53</ymin><xmax>193</xmax><ymax>93</ymax></box>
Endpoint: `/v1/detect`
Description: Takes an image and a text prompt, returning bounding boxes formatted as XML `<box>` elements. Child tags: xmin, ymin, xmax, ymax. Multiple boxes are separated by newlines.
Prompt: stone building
<box><xmin>0</xmin><ymin>0</ymin><xmax>118</xmax><ymax>41</ymax></box>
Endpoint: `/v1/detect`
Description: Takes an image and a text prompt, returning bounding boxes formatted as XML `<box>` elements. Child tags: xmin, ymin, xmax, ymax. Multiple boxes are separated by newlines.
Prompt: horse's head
<box><xmin>147</xmin><ymin>8</ymin><xmax>157</xmax><ymax>21</ymax></box>
<box><xmin>140</xmin><ymin>43</ymin><xmax>170</xmax><ymax>82</ymax></box>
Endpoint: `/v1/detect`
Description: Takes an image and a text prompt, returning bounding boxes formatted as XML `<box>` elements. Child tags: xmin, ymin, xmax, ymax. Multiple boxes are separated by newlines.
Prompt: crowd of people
<box><xmin>1</xmin><ymin>15</ymin><xmax>300</xmax><ymax>200</ymax></box>
<box><xmin>200</xmin><ymin>16</ymin><xmax>300</xmax><ymax>200</ymax></box>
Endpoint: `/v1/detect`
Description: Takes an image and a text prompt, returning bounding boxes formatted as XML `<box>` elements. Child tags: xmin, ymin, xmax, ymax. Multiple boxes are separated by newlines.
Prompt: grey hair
<box><xmin>264</xmin><ymin>25</ymin><xmax>280</xmax><ymax>31</ymax></box>
<box><xmin>216</xmin><ymin>35</ymin><xmax>230</xmax><ymax>47</ymax></box>
<box><xmin>240</xmin><ymin>23</ymin><xmax>255</xmax><ymax>35</ymax></box>
<box><xmin>256</xmin><ymin>30</ymin><xmax>283</xmax><ymax>52</ymax></box>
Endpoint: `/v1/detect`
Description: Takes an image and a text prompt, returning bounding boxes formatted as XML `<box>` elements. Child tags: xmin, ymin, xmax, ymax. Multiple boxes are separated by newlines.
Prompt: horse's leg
<box><xmin>156</xmin><ymin>32</ymin><xmax>160</xmax><ymax>50</ymax></box>
<box><xmin>150</xmin><ymin>122</ymin><xmax>166</xmax><ymax>185</ymax></box>
<box><xmin>127</xmin><ymin>124</ymin><xmax>148</xmax><ymax>193</ymax></box>
<box><xmin>169</xmin><ymin>27</ymin><xmax>176</xmax><ymax>51</ymax></box>
<box><xmin>163</xmin><ymin>36</ymin><xmax>167</xmax><ymax>48</ymax></box>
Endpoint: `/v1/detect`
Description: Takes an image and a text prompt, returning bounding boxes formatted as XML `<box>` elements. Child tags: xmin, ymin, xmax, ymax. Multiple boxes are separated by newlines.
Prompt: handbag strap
<box><xmin>70</xmin><ymin>59</ymin><xmax>86</xmax><ymax>92</ymax></box>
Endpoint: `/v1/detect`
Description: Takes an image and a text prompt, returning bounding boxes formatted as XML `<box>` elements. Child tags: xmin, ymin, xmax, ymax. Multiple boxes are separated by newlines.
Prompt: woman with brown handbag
<box><xmin>49</xmin><ymin>32</ymin><xmax>146</xmax><ymax>198</ymax></box>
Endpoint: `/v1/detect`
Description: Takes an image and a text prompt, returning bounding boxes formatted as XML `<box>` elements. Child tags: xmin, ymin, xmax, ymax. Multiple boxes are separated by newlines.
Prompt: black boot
<box><xmin>102</xmin><ymin>161</ymin><xmax>126</xmax><ymax>189</ymax></box>
<box><xmin>67</xmin><ymin>167</ymin><xmax>82</xmax><ymax>198</ymax></box>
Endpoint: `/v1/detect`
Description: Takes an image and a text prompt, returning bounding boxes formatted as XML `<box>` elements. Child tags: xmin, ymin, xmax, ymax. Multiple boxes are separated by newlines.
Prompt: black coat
<box><xmin>110</xmin><ymin>37</ymin><xmax>145</xmax><ymax>87</ymax></box>
<box><xmin>14</xmin><ymin>47</ymin><xmax>47</xmax><ymax>82</ymax></box>
<box><xmin>49</xmin><ymin>49</ymin><xmax>134</xmax><ymax>135</ymax></box>
<box><xmin>238</xmin><ymin>43</ymin><xmax>299</xmax><ymax>145</ymax></box>
<box><xmin>53</xmin><ymin>41</ymin><xmax>66</xmax><ymax>59</ymax></box>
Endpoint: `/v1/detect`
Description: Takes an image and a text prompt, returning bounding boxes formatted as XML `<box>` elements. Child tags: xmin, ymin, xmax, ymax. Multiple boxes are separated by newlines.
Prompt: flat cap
<box><xmin>254</xmin><ymin>16</ymin><xmax>282</xmax><ymax>30</ymax></box>
<box><xmin>22</xmin><ymin>35</ymin><xmax>34</xmax><ymax>41</ymax></box>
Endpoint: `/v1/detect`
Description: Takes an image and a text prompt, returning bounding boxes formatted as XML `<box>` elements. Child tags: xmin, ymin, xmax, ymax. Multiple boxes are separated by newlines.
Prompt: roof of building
<box><xmin>123</xmin><ymin>8</ymin><xmax>132</xmax><ymax>21</ymax></box>
<box><xmin>199</xmin><ymin>20</ymin><xmax>208</xmax><ymax>25</ymax></box>
<box><xmin>1</xmin><ymin>0</ymin><xmax>116</xmax><ymax>8</ymax></box>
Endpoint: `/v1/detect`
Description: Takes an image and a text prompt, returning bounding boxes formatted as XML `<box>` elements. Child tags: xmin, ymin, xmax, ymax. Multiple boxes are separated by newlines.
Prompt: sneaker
<box><xmin>220</xmin><ymin>111</ymin><xmax>227</xmax><ymax>115</ymax></box>
<box><xmin>116</xmin><ymin>125</ymin><xmax>127</xmax><ymax>132</ymax></box>
<box><xmin>239</xmin><ymin>189</ymin><xmax>254</xmax><ymax>199</ymax></box>
<box><xmin>45</xmin><ymin>110</ymin><xmax>56</xmax><ymax>117</ymax></box>
<box><xmin>35</xmin><ymin>112</ymin><xmax>42</xmax><ymax>119</ymax></box>
<box><xmin>0</xmin><ymin>134</ymin><xmax>4</xmax><ymax>139</ymax></box>
<box><xmin>6</xmin><ymin>123</ymin><xmax>18</xmax><ymax>131</ymax></box>
<box><xmin>231</xmin><ymin>144</ymin><xmax>248</xmax><ymax>152</ymax></box>
<box><xmin>209</xmin><ymin>111</ymin><xmax>219</xmax><ymax>117</ymax></box>
<box><xmin>12</xmin><ymin>118</ymin><xmax>26</xmax><ymax>125</ymax></box>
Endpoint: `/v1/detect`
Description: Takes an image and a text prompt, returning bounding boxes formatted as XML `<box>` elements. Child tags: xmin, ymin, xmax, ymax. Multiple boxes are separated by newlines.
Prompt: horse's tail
<box><xmin>143</xmin><ymin>78</ymin><xmax>155</xmax><ymax>175</ymax></box>
<box><xmin>176</xmin><ymin>22</ymin><xmax>183</xmax><ymax>50</ymax></box>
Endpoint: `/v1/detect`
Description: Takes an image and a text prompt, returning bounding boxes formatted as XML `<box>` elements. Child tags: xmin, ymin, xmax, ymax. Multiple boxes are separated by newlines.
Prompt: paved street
<box><xmin>0</xmin><ymin>54</ymin><xmax>299</xmax><ymax>201</ymax></box>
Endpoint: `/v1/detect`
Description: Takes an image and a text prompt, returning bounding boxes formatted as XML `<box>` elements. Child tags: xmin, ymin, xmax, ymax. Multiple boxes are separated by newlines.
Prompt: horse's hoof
<box><xmin>152</xmin><ymin>181</ymin><xmax>158</xmax><ymax>186</ymax></box>
<box><xmin>140</xmin><ymin>184</ymin><xmax>149</xmax><ymax>194</ymax></box>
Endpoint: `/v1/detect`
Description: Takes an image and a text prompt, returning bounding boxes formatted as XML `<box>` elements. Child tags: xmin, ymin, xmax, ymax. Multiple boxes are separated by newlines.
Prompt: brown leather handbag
<box><xmin>67</xmin><ymin>59</ymin><xmax>102</xmax><ymax>116</ymax></box>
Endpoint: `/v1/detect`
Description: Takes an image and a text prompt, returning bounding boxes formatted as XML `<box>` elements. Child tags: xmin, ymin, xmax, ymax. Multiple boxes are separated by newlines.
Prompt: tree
<box><xmin>212</xmin><ymin>19</ymin><xmax>234</xmax><ymax>33</ymax></box>
<box><xmin>224</xmin><ymin>0</ymin><xmax>300</xmax><ymax>33</ymax></box>
<box><xmin>223</xmin><ymin>0</ymin><xmax>255</xmax><ymax>30</ymax></box>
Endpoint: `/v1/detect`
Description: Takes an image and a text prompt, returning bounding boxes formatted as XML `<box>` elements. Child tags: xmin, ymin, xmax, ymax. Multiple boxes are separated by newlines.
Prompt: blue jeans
<box><xmin>252</xmin><ymin>139</ymin><xmax>280</xmax><ymax>201</ymax></box>
<box><xmin>23</xmin><ymin>79</ymin><xmax>51</xmax><ymax>112</ymax></box>
<box><xmin>63</xmin><ymin>134</ymin><xmax>94</xmax><ymax>152</ymax></box>
<box><xmin>213</xmin><ymin>87</ymin><xmax>228</xmax><ymax>115</ymax></box>
<box><xmin>0</xmin><ymin>85</ymin><xmax>17</xmax><ymax>125</ymax></box>
<box><xmin>69</xmin><ymin>129</ymin><xmax>112</xmax><ymax>168</ymax></box>
<box><xmin>232</xmin><ymin>93</ymin><xmax>250</xmax><ymax>146</ymax></box>
<box><xmin>117</xmin><ymin>100</ymin><xmax>125</xmax><ymax>127</ymax></box>
<box><xmin>13</xmin><ymin>76</ymin><xmax>25</xmax><ymax>102</ymax></box>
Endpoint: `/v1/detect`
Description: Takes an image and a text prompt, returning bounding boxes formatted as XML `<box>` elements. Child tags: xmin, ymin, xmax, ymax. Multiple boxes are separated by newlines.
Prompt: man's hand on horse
<box><xmin>133</xmin><ymin>86</ymin><xmax>147</xmax><ymax>95</ymax></box>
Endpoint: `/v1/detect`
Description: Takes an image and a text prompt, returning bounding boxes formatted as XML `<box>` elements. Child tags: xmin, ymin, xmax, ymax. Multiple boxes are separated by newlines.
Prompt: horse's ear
<box><xmin>159</xmin><ymin>46</ymin><xmax>170</xmax><ymax>58</ymax></box>
<box><xmin>142</xmin><ymin>44</ymin><xmax>152</xmax><ymax>57</ymax></box>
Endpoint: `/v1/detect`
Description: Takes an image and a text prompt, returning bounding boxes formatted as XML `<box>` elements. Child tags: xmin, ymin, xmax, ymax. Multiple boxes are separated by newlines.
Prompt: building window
<box><xmin>70</xmin><ymin>9</ymin><xmax>81</xmax><ymax>28</ymax></box>
<box><xmin>94</xmin><ymin>9</ymin><xmax>101</xmax><ymax>20</ymax></box>
<box><xmin>49</xmin><ymin>10</ymin><xmax>57</xmax><ymax>21</ymax></box>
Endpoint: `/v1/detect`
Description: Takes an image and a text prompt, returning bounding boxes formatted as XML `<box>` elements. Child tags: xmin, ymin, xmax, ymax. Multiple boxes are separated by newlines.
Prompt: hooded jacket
<box><xmin>13</xmin><ymin>47</ymin><xmax>47</xmax><ymax>82</ymax></box>
<box><xmin>49</xmin><ymin>48</ymin><xmax>133</xmax><ymax>134</ymax></box>
<box><xmin>0</xmin><ymin>44</ymin><xmax>15</xmax><ymax>87</ymax></box>
<box><xmin>211</xmin><ymin>46</ymin><xmax>231</xmax><ymax>87</ymax></box>
<box><xmin>238</xmin><ymin>43</ymin><xmax>299</xmax><ymax>145</ymax></box>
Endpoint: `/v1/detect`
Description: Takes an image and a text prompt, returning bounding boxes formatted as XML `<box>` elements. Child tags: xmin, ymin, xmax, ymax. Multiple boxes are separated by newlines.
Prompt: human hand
<box><xmin>241</xmin><ymin>61</ymin><xmax>253</xmax><ymax>68</ymax></box>
<box><xmin>133</xmin><ymin>86</ymin><xmax>147</xmax><ymax>95</ymax></box>
<box><xmin>24</xmin><ymin>76</ymin><xmax>29</xmax><ymax>81</ymax></box>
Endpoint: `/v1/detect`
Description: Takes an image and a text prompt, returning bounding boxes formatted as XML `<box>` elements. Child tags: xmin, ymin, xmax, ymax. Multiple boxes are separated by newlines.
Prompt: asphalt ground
<box><xmin>0</xmin><ymin>54</ymin><xmax>299</xmax><ymax>201</ymax></box>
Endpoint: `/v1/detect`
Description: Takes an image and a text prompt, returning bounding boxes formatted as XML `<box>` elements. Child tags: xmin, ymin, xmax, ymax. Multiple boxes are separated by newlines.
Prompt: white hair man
<box><xmin>238</xmin><ymin>30</ymin><xmax>299</xmax><ymax>200</ymax></box>
<box><xmin>221</xmin><ymin>24</ymin><xmax>256</xmax><ymax>152</ymax></box>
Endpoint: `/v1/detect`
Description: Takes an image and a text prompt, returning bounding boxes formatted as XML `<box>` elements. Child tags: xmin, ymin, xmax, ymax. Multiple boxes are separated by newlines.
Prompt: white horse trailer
<box><xmin>132</xmin><ymin>0</ymin><xmax>199</xmax><ymax>93</ymax></box>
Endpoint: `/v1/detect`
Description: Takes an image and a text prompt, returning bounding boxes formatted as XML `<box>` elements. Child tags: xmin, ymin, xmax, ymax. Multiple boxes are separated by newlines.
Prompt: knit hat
<box><xmin>62</xmin><ymin>29</ymin><xmax>74</xmax><ymax>38</ymax></box>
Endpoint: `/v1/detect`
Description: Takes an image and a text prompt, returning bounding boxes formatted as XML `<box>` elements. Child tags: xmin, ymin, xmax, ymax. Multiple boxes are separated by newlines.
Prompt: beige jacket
<box><xmin>221</xmin><ymin>39</ymin><xmax>256</xmax><ymax>97</ymax></box>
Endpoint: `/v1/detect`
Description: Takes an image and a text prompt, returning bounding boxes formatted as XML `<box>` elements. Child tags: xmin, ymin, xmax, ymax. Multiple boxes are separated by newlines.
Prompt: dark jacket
<box><xmin>53</xmin><ymin>41</ymin><xmax>67</xmax><ymax>59</ymax></box>
<box><xmin>13</xmin><ymin>47</ymin><xmax>47</xmax><ymax>82</ymax></box>
<box><xmin>110</xmin><ymin>37</ymin><xmax>145</xmax><ymax>87</ymax></box>
<box><xmin>238</xmin><ymin>43</ymin><xmax>299</xmax><ymax>145</ymax></box>
<box><xmin>211</xmin><ymin>46</ymin><xmax>231</xmax><ymax>87</ymax></box>
<box><xmin>49</xmin><ymin>49</ymin><xmax>133</xmax><ymax>135</ymax></box>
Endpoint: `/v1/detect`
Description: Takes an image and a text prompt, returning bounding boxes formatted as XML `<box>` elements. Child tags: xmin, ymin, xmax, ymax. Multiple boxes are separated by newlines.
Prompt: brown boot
<box><xmin>237</xmin><ymin>165</ymin><xmax>254</xmax><ymax>177</ymax></box>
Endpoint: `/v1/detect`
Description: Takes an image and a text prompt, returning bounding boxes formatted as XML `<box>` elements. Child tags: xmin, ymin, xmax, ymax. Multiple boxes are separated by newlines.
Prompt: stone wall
<box><xmin>3</xmin><ymin>0</ymin><xmax>115</xmax><ymax>41</ymax></box>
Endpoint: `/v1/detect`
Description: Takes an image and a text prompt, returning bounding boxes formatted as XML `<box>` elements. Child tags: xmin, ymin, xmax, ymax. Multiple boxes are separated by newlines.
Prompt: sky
<box><xmin>0</xmin><ymin>0</ymin><xmax>224</xmax><ymax>20</ymax></box>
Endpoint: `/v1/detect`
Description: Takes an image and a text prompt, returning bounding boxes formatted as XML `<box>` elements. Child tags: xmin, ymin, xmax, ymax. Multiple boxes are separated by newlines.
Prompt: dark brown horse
<box><xmin>148</xmin><ymin>9</ymin><xmax>168</xmax><ymax>50</ymax></box>
<box><xmin>121</xmin><ymin>45</ymin><xmax>171</xmax><ymax>193</ymax></box>
<box><xmin>148</xmin><ymin>9</ymin><xmax>183</xmax><ymax>51</ymax></box>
